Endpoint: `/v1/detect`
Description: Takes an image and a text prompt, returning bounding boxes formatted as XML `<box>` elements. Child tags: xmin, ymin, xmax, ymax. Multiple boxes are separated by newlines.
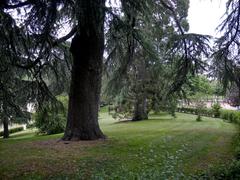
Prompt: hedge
<box><xmin>0</xmin><ymin>126</ymin><xmax>24</xmax><ymax>137</ymax></box>
<box><xmin>177</xmin><ymin>107</ymin><xmax>240</xmax><ymax>124</ymax></box>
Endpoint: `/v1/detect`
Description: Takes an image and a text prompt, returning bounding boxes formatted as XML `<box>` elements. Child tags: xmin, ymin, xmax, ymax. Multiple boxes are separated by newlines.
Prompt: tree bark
<box><xmin>132</xmin><ymin>56</ymin><xmax>148</xmax><ymax>121</ymax></box>
<box><xmin>3</xmin><ymin>116</ymin><xmax>9</xmax><ymax>138</ymax></box>
<box><xmin>132</xmin><ymin>97</ymin><xmax>148</xmax><ymax>121</ymax></box>
<box><xmin>63</xmin><ymin>0</ymin><xmax>106</xmax><ymax>140</ymax></box>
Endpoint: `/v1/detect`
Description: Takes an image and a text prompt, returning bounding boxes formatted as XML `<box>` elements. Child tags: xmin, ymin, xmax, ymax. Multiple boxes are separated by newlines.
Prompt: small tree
<box><xmin>195</xmin><ymin>100</ymin><xmax>206</xmax><ymax>122</ymax></box>
<box><xmin>212</xmin><ymin>103</ymin><xmax>221</xmax><ymax>118</ymax></box>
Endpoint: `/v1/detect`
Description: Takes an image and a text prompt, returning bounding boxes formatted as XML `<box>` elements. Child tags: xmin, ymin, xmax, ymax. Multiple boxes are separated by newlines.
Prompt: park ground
<box><xmin>0</xmin><ymin>109</ymin><xmax>238</xmax><ymax>179</ymax></box>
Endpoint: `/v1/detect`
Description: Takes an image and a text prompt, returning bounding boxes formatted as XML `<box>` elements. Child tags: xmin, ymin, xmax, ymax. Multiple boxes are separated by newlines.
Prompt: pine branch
<box><xmin>53</xmin><ymin>26</ymin><xmax>77</xmax><ymax>46</ymax></box>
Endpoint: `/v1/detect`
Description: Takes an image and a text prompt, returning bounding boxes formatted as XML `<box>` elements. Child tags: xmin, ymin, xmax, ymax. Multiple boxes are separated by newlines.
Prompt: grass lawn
<box><xmin>0</xmin><ymin>111</ymin><xmax>238</xmax><ymax>179</ymax></box>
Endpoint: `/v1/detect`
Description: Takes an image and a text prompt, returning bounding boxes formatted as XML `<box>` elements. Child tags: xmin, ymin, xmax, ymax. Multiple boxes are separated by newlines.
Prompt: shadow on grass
<box><xmin>10</xmin><ymin>130</ymin><xmax>37</xmax><ymax>138</ymax></box>
<box><xmin>113</xmin><ymin>117</ymin><xmax>175</xmax><ymax>125</ymax></box>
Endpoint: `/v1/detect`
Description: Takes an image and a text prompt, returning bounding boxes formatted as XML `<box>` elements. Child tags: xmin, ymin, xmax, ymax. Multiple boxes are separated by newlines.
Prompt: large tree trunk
<box><xmin>132</xmin><ymin>56</ymin><xmax>148</xmax><ymax>121</ymax></box>
<box><xmin>63</xmin><ymin>0</ymin><xmax>106</xmax><ymax>140</ymax></box>
<box><xmin>132</xmin><ymin>97</ymin><xmax>148</xmax><ymax>121</ymax></box>
<box><xmin>3</xmin><ymin>116</ymin><xmax>9</xmax><ymax>139</ymax></box>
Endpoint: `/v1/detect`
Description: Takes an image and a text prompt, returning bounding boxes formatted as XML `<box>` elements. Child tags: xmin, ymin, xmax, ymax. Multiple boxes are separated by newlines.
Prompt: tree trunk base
<box><xmin>3</xmin><ymin>116</ymin><xmax>9</xmax><ymax>139</ymax></box>
<box><xmin>62</xmin><ymin>128</ymin><xmax>106</xmax><ymax>141</ymax></box>
<box><xmin>3</xmin><ymin>134</ymin><xmax>9</xmax><ymax>139</ymax></box>
<box><xmin>132</xmin><ymin>96</ymin><xmax>148</xmax><ymax>121</ymax></box>
<box><xmin>132</xmin><ymin>115</ymin><xmax>148</xmax><ymax>121</ymax></box>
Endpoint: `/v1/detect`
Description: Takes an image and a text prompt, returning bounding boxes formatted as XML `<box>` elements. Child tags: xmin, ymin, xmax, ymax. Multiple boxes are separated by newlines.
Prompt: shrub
<box><xmin>177</xmin><ymin>107</ymin><xmax>240</xmax><ymax>124</ymax></box>
<box><xmin>26</xmin><ymin>123</ymin><xmax>35</xmax><ymax>129</ymax></box>
<box><xmin>220</xmin><ymin>110</ymin><xmax>229</xmax><ymax>121</ymax></box>
<box><xmin>10</xmin><ymin>126</ymin><xmax>24</xmax><ymax>134</ymax></box>
<box><xmin>34</xmin><ymin>95</ymin><xmax>68</xmax><ymax>135</ymax></box>
<box><xmin>34</xmin><ymin>106</ymin><xmax>66</xmax><ymax>135</ymax></box>
<box><xmin>220</xmin><ymin>110</ymin><xmax>240</xmax><ymax>123</ymax></box>
<box><xmin>212</xmin><ymin>103</ymin><xmax>221</xmax><ymax>118</ymax></box>
<box><xmin>0</xmin><ymin>126</ymin><xmax>24</xmax><ymax>137</ymax></box>
<box><xmin>229</xmin><ymin>112</ymin><xmax>236</xmax><ymax>123</ymax></box>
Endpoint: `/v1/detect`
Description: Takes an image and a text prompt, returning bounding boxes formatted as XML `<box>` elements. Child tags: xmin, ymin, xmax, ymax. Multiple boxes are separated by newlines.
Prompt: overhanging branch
<box><xmin>53</xmin><ymin>26</ymin><xmax>77</xmax><ymax>46</ymax></box>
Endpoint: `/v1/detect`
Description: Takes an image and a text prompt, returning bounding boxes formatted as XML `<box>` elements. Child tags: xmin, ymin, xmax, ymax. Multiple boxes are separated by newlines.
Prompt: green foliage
<box><xmin>26</xmin><ymin>123</ymin><xmax>35</xmax><ymax>129</ymax></box>
<box><xmin>34</xmin><ymin>96</ymin><xmax>68</xmax><ymax>135</ymax></box>
<box><xmin>34</xmin><ymin>107</ymin><xmax>66</xmax><ymax>135</ymax></box>
<box><xmin>212</xmin><ymin>0</ymin><xmax>240</xmax><ymax>95</ymax></box>
<box><xmin>157</xmin><ymin>98</ymin><xmax>178</xmax><ymax>118</ymax></box>
<box><xmin>177</xmin><ymin>107</ymin><xmax>240</xmax><ymax>124</ymax></box>
<box><xmin>212</xmin><ymin>103</ymin><xmax>221</xmax><ymax>118</ymax></box>
<box><xmin>56</xmin><ymin>95</ymin><xmax>69</xmax><ymax>110</ymax></box>
<box><xmin>190</xmin><ymin>76</ymin><xmax>214</xmax><ymax>96</ymax></box>
<box><xmin>182</xmin><ymin>76</ymin><xmax>224</xmax><ymax>101</ymax></box>
<box><xmin>194</xmin><ymin>100</ymin><xmax>206</xmax><ymax>121</ymax></box>
<box><xmin>213</xmin><ymin>82</ymin><xmax>225</xmax><ymax>97</ymax></box>
<box><xmin>220</xmin><ymin>110</ymin><xmax>240</xmax><ymax>124</ymax></box>
<box><xmin>0</xmin><ymin>126</ymin><xmax>24</xmax><ymax>137</ymax></box>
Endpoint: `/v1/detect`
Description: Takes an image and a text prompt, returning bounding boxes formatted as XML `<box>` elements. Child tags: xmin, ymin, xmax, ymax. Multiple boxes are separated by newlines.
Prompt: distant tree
<box><xmin>105</xmin><ymin>0</ymin><xmax>210</xmax><ymax>121</ymax></box>
<box><xmin>182</xmin><ymin>75</ymin><xmax>214</xmax><ymax>97</ymax></box>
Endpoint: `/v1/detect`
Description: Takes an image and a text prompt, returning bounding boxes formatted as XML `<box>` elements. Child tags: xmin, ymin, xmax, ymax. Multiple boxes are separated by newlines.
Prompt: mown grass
<box><xmin>0</xmin><ymin>110</ymin><xmax>238</xmax><ymax>179</ymax></box>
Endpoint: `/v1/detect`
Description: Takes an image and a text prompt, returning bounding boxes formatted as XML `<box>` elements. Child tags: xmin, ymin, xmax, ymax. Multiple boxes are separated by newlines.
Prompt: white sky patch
<box><xmin>188</xmin><ymin>0</ymin><xmax>227</xmax><ymax>37</ymax></box>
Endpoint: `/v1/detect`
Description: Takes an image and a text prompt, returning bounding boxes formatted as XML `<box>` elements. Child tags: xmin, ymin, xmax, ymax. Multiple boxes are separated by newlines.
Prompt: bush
<box><xmin>220</xmin><ymin>110</ymin><xmax>240</xmax><ymax>123</ymax></box>
<box><xmin>34</xmin><ymin>96</ymin><xmax>68</xmax><ymax>135</ymax></box>
<box><xmin>26</xmin><ymin>123</ymin><xmax>35</xmax><ymax>129</ymax></box>
<box><xmin>34</xmin><ymin>106</ymin><xmax>66</xmax><ymax>135</ymax></box>
<box><xmin>0</xmin><ymin>126</ymin><xmax>24</xmax><ymax>137</ymax></box>
<box><xmin>220</xmin><ymin>110</ymin><xmax>229</xmax><ymax>121</ymax></box>
<box><xmin>212</xmin><ymin>103</ymin><xmax>221</xmax><ymax>118</ymax></box>
<box><xmin>177</xmin><ymin>107</ymin><xmax>212</xmax><ymax>117</ymax></box>
<box><xmin>177</xmin><ymin>107</ymin><xmax>240</xmax><ymax>124</ymax></box>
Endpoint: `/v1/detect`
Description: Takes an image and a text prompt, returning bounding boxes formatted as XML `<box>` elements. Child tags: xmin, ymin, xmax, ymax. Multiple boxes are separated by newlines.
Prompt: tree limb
<box><xmin>53</xmin><ymin>26</ymin><xmax>77</xmax><ymax>46</ymax></box>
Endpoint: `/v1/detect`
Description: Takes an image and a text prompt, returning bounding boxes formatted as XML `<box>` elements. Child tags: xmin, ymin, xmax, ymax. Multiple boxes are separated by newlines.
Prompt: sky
<box><xmin>57</xmin><ymin>0</ymin><xmax>228</xmax><ymax>39</ymax></box>
<box><xmin>188</xmin><ymin>0</ymin><xmax>228</xmax><ymax>37</ymax></box>
<box><xmin>10</xmin><ymin>0</ymin><xmax>228</xmax><ymax>40</ymax></box>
